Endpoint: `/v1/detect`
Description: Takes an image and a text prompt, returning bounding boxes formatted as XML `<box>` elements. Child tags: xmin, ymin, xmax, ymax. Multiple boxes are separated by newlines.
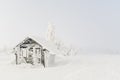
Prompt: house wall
<box><xmin>44</xmin><ymin>50</ymin><xmax>55</xmax><ymax>67</ymax></box>
<box><xmin>14</xmin><ymin>43</ymin><xmax>46</xmax><ymax>65</ymax></box>
<box><xmin>44</xmin><ymin>50</ymin><xmax>49</xmax><ymax>67</ymax></box>
<box><xmin>48</xmin><ymin>54</ymin><xmax>55</xmax><ymax>66</ymax></box>
<box><xmin>14</xmin><ymin>39</ymin><xmax>55</xmax><ymax>67</ymax></box>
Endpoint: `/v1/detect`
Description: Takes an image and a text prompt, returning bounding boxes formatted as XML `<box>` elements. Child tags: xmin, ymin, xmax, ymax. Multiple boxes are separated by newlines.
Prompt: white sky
<box><xmin>0</xmin><ymin>0</ymin><xmax>120</xmax><ymax>50</ymax></box>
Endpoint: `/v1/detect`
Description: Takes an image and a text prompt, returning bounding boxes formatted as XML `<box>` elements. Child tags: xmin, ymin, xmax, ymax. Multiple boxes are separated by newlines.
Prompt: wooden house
<box><xmin>13</xmin><ymin>37</ymin><xmax>56</xmax><ymax>67</ymax></box>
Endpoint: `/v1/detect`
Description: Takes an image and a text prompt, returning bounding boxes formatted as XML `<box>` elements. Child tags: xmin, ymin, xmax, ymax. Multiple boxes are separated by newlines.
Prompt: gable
<box><xmin>16</xmin><ymin>37</ymin><xmax>42</xmax><ymax>48</ymax></box>
<box><xmin>14</xmin><ymin>36</ymin><xmax>57</xmax><ymax>55</ymax></box>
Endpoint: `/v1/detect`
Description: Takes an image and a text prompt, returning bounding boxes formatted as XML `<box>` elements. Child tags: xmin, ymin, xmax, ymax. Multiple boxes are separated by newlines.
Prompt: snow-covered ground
<box><xmin>0</xmin><ymin>52</ymin><xmax>120</xmax><ymax>80</ymax></box>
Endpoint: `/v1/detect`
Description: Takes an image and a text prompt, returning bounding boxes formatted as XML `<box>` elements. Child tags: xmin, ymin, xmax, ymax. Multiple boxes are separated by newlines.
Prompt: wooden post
<box><xmin>15</xmin><ymin>53</ymin><xmax>18</xmax><ymax>64</ymax></box>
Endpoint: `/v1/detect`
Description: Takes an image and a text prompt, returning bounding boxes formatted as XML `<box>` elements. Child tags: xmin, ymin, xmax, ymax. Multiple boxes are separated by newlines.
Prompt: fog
<box><xmin>0</xmin><ymin>0</ymin><xmax>120</xmax><ymax>53</ymax></box>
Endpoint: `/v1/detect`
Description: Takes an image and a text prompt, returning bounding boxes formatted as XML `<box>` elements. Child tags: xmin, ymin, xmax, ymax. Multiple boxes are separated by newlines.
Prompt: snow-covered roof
<box><xmin>15</xmin><ymin>36</ymin><xmax>59</xmax><ymax>55</ymax></box>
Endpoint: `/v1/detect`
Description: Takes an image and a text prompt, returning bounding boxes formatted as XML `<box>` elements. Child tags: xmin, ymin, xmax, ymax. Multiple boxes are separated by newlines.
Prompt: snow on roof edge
<box><xmin>16</xmin><ymin>36</ymin><xmax>58</xmax><ymax>55</ymax></box>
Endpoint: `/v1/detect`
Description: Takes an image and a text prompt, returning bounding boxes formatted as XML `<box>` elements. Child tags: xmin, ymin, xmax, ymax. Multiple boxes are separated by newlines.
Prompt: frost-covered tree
<box><xmin>55</xmin><ymin>39</ymin><xmax>63</xmax><ymax>50</ymax></box>
<box><xmin>46</xmin><ymin>22</ymin><xmax>55</xmax><ymax>42</ymax></box>
<box><xmin>46</xmin><ymin>22</ymin><xmax>80</xmax><ymax>56</ymax></box>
